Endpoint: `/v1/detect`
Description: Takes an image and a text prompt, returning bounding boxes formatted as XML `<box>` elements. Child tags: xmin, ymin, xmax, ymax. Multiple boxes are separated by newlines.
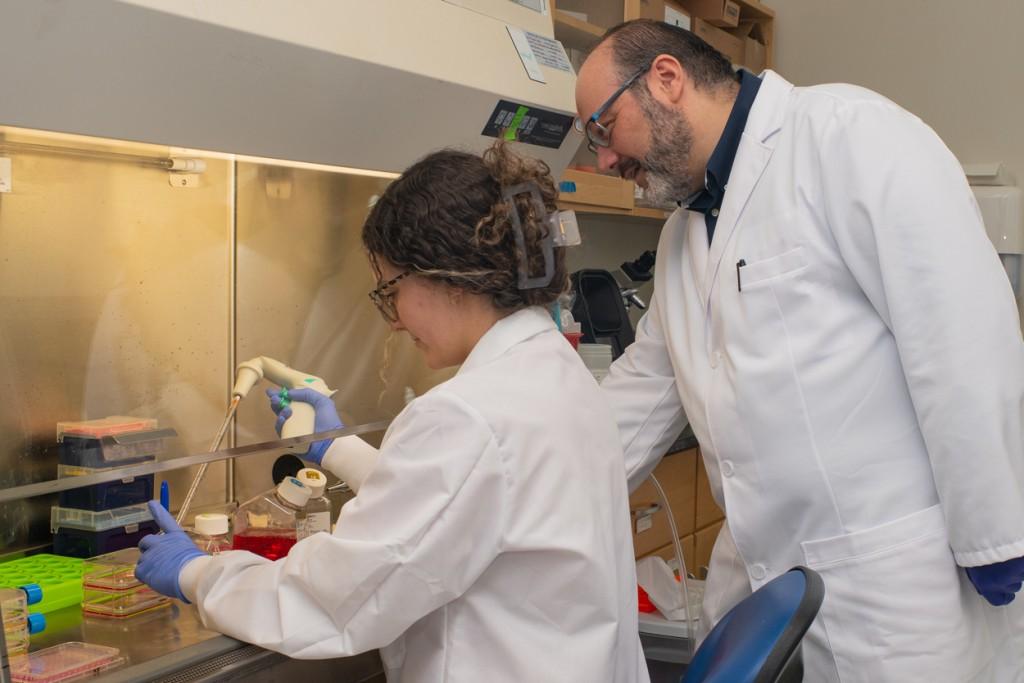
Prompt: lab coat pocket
<box><xmin>801</xmin><ymin>505</ymin><xmax>992</xmax><ymax>682</ymax></box>
<box><xmin>737</xmin><ymin>245</ymin><xmax>807</xmax><ymax>290</ymax></box>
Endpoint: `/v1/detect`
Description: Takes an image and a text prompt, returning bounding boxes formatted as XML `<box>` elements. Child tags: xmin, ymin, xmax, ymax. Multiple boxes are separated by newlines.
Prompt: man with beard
<box><xmin>575</xmin><ymin>18</ymin><xmax>1024</xmax><ymax>682</ymax></box>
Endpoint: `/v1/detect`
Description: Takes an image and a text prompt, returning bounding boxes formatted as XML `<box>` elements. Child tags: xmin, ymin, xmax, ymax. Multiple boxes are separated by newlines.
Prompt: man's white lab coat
<box><xmin>603</xmin><ymin>70</ymin><xmax>1024</xmax><ymax>681</ymax></box>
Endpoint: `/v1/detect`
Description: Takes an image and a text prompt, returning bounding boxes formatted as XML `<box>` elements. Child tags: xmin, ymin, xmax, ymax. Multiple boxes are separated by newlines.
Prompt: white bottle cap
<box><xmin>194</xmin><ymin>513</ymin><xmax>229</xmax><ymax>536</ymax></box>
<box><xmin>296</xmin><ymin>468</ymin><xmax>327</xmax><ymax>497</ymax></box>
<box><xmin>277</xmin><ymin>477</ymin><xmax>312</xmax><ymax>507</ymax></box>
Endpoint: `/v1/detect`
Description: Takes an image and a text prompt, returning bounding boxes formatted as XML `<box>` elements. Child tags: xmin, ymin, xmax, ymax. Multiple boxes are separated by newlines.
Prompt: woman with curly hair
<box><xmin>136</xmin><ymin>142</ymin><xmax>650</xmax><ymax>683</ymax></box>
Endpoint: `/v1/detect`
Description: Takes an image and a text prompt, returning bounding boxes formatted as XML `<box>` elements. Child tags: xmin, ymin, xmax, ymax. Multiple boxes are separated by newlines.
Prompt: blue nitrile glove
<box><xmin>135</xmin><ymin>501</ymin><xmax>206</xmax><ymax>603</ymax></box>
<box><xmin>266</xmin><ymin>387</ymin><xmax>344</xmax><ymax>466</ymax></box>
<box><xmin>965</xmin><ymin>556</ymin><xmax>1024</xmax><ymax>606</ymax></box>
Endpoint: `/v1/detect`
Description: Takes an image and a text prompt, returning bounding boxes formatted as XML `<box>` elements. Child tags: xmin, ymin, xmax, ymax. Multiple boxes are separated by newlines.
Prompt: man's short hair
<box><xmin>601</xmin><ymin>19</ymin><xmax>737</xmax><ymax>90</ymax></box>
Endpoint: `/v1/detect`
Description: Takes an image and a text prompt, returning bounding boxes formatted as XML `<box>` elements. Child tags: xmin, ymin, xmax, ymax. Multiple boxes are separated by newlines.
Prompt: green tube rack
<box><xmin>0</xmin><ymin>555</ymin><xmax>84</xmax><ymax>614</ymax></box>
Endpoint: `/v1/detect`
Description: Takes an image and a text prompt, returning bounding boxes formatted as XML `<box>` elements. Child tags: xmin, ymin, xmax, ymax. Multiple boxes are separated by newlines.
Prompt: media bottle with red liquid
<box><xmin>231</xmin><ymin>477</ymin><xmax>311</xmax><ymax>561</ymax></box>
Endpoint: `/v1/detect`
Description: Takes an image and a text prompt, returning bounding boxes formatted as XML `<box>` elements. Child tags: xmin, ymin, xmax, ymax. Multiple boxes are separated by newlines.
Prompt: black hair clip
<box><xmin>502</xmin><ymin>181</ymin><xmax>555</xmax><ymax>290</ymax></box>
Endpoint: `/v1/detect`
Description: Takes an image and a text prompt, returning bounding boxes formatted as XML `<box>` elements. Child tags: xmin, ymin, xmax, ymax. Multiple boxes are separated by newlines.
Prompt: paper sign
<box><xmin>507</xmin><ymin>25</ymin><xmax>546</xmax><ymax>83</ymax></box>
<box><xmin>511</xmin><ymin>0</ymin><xmax>547</xmax><ymax>13</ymax></box>
<box><xmin>524</xmin><ymin>30</ymin><xmax>573</xmax><ymax>72</ymax></box>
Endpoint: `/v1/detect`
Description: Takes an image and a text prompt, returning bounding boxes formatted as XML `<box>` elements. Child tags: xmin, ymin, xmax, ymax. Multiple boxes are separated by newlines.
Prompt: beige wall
<box><xmin>770</xmin><ymin>0</ymin><xmax>1024</xmax><ymax>185</ymax></box>
<box><xmin>770</xmin><ymin>0</ymin><xmax>1024</xmax><ymax>324</ymax></box>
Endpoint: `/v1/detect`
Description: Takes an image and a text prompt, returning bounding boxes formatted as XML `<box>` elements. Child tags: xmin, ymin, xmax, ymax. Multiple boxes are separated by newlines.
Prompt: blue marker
<box><xmin>159</xmin><ymin>481</ymin><xmax>170</xmax><ymax>512</ymax></box>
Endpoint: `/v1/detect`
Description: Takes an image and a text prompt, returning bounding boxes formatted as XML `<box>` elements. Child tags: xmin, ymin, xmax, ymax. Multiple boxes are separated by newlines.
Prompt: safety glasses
<box><xmin>368</xmin><ymin>270</ymin><xmax>411</xmax><ymax>323</ymax></box>
<box><xmin>574</xmin><ymin>63</ymin><xmax>651</xmax><ymax>153</ymax></box>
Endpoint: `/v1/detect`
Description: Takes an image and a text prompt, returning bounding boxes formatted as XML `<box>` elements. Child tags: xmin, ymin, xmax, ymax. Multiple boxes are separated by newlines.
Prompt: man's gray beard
<box><xmin>638</xmin><ymin>94</ymin><xmax>701</xmax><ymax>206</ymax></box>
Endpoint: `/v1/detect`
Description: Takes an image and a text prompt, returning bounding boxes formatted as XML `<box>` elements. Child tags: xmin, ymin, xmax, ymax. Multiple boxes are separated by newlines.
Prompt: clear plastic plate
<box><xmin>9</xmin><ymin>642</ymin><xmax>124</xmax><ymax>682</ymax></box>
<box><xmin>82</xmin><ymin>549</ymin><xmax>142</xmax><ymax>591</ymax></box>
<box><xmin>83</xmin><ymin>584</ymin><xmax>171</xmax><ymax>619</ymax></box>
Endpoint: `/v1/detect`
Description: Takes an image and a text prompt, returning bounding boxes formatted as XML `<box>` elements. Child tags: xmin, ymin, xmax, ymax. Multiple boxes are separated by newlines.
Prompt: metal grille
<box><xmin>154</xmin><ymin>644</ymin><xmax>272</xmax><ymax>683</ymax></box>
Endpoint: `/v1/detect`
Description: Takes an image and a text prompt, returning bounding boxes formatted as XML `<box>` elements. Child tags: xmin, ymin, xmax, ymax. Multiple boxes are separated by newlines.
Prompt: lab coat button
<box><xmin>710</xmin><ymin>351</ymin><xmax>723</xmax><ymax>368</ymax></box>
<box><xmin>711</xmin><ymin>208</ymin><xmax>720</xmax><ymax>217</ymax></box>
<box><xmin>751</xmin><ymin>564</ymin><xmax>767</xmax><ymax>580</ymax></box>
<box><xmin>721</xmin><ymin>460</ymin><xmax>734</xmax><ymax>477</ymax></box>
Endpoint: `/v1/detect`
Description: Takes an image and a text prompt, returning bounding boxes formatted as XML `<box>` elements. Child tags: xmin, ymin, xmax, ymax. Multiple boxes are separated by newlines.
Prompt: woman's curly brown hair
<box><xmin>362</xmin><ymin>141</ymin><xmax>567</xmax><ymax>310</ymax></box>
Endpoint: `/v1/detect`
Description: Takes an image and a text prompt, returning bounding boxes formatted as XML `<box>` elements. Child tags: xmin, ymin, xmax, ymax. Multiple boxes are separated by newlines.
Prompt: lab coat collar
<box><xmin>458</xmin><ymin>306</ymin><xmax>556</xmax><ymax>374</ymax></box>
<box><xmin>700</xmin><ymin>70</ymin><xmax>794</xmax><ymax>306</ymax></box>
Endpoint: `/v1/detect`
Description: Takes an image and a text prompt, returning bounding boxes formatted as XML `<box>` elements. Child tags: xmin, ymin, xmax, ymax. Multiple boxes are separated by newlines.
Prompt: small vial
<box><xmin>192</xmin><ymin>513</ymin><xmax>231</xmax><ymax>553</ymax></box>
<box><xmin>296</xmin><ymin>468</ymin><xmax>332</xmax><ymax>539</ymax></box>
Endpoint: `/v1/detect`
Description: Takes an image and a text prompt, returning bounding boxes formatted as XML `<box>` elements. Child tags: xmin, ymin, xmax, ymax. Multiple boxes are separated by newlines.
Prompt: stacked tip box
<box><xmin>52</xmin><ymin>417</ymin><xmax>173</xmax><ymax>558</ymax></box>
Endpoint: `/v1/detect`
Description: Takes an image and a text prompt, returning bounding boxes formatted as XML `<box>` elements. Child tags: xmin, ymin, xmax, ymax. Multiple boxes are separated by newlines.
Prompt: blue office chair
<box><xmin>681</xmin><ymin>566</ymin><xmax>825</xmax><ymax>683</ymax></box>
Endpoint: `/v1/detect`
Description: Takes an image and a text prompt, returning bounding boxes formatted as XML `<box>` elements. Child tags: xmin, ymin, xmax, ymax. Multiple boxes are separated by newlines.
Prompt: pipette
<box><xmin>175</xmin><ymin>358</ymin><xmax>335</xmax><ymax>525</ymax></box>
<box><xmin>176</xmin><ymin>396</ymin><xmax>240</xmax><ymax>524</ymax></box>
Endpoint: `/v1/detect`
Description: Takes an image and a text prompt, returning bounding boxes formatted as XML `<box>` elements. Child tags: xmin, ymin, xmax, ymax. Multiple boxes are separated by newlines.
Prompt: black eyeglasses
<box><xmin>574</xmin><ymin>63</ymin><xmax>652</xmax><ymax>153</ymax></box>
<box><xmin>368</xmin><ymin>270</ymin><xmax>411</xmax><ymax>323</ymax></box>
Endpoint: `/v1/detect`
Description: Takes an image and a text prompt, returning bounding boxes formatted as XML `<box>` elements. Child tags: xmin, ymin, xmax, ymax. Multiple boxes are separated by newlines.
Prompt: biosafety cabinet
<box><xmin>0</xmin><ymin>3</ymin><xmax>580</xmax><ymax>678</ymax></box>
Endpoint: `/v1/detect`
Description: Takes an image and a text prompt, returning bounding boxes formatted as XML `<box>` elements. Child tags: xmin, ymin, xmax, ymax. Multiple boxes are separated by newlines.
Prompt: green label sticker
<box><xmin>504</xmin><ymin>106</ymin><xmax>530</xmax><ymax>141</ymax></box>
<box><xmin>304</xmin><ymin>378</ymin><xmax>316</xmax><ymax>384</ymax></box>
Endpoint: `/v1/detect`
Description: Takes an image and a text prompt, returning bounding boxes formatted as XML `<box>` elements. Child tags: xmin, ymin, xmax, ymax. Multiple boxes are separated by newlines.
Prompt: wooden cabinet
<box><xmin>633</xmin><ymin>449</ymin><xmax>724</xmax><ymax>580</ymax></box>
<box><xmin>629</xmin><ymin>449</ymin><xmax>699</xmax><ymax>558</ymax></box>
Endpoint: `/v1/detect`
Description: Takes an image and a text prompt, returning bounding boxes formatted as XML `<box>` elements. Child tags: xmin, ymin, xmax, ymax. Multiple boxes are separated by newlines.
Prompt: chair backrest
<box><xmin>570</xmin><ymin>269</ymin><xmax>635</xmax><ymax>358</ymax></box>
<box><xmin>682</xmin><ymin>566</ymin><xmax>825</xmax><ymax>683</ymax></box>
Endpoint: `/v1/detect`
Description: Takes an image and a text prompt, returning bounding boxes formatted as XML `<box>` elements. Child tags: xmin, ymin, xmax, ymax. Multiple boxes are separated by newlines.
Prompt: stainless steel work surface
<box><xmin>27</xmin><ymin>602</ymin><xmax>383</xmax><ymax>682</ymax></box>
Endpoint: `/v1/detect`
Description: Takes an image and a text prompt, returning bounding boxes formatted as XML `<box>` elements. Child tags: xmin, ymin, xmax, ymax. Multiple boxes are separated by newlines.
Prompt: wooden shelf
<box><xmin>561</xmin><ymin>201</ymin><xmax>671</xmax><ymax>220</ymax></box>
<box><xmin>557</xmin><ymin>168</ymin><xmax>672</xmax><ymax>220</ymax></box>
<box><xmin>553</xmin><ymin>9</ymin><xmax>605</xmax><ymax>49</ymax></box>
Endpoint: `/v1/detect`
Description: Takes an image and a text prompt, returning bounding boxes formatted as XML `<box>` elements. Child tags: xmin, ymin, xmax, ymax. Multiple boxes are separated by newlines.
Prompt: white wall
<box><xmin>770</xmin><ymin>0</ymin><xmax>1024</xmax><ymax>185</ymax></box>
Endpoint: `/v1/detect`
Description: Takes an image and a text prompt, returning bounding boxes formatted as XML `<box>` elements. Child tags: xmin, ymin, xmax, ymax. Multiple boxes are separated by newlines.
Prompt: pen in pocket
<box><xmin>736</xmin><ymin>259</ymin><xmax>746</xmax><ymax>292</ymax></box>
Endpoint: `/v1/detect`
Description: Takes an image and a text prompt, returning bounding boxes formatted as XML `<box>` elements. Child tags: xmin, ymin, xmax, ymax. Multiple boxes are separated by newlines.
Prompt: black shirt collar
<box><xmin>683</xmin><ymin>70</ymin><xmax>762</xmax><ymax>213</ymax></box>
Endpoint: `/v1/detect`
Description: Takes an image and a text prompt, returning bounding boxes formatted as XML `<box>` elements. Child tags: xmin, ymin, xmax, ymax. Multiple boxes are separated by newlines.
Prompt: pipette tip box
<box><xmin>56</xmin><ymin>466</ymin><xmax>154</xmax><ymax>512</ymax></box>
<box><xmin>53</xmin><ymin>521</ymin><xmax>158</xmax><ymax>559</ymax></box>
<box><xmin>50</xmin><ymin>504</ymin><xmax>153</xmax><ymax>534</ymax></box>
<box><xmin>57</xmin><ymin>416</ymin><xmax>169</xmax><ymax>468</ymax></box>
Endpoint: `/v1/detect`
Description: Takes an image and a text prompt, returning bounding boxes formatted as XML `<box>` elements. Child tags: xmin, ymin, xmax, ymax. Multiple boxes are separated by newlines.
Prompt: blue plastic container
<box><xmin>57</xmin><ymin>470</ymin><xmax>154</xmax><ymax>513</ymax></box>
<box><xmin>53</xmin><ymin>521</ymin><xmax>159</xmax><ymax>559</ymax></box>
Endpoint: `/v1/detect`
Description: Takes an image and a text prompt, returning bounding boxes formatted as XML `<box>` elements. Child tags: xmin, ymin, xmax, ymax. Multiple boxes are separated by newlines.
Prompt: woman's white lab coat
<box><xmin>180</xmin><ymin>307</ymin><xmax>649</xmax><ymax>683</ymax></box>
<box><xmin>602</xmin><ymin>71</ymin><xmax>1024</xmax><ymax>681</ymax></box>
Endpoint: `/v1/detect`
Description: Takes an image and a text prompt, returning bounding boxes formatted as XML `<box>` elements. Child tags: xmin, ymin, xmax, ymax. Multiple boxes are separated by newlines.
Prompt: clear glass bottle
<box><xmin>296</xmin><ymin>468</ymin><xmax>331</xmax><ymax>539</ymax></box>
<box><xmin>192</xmin><ymin>513</ymin><xmax>232</xmax><ymax>554</ymax></box>
<box><xmin>231</xmin><ymin>477</ymin><xmax>311</xmax><ymax>560</ymax></box>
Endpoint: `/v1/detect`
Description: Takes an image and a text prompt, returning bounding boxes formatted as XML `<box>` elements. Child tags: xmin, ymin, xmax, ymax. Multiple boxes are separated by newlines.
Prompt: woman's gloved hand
<box><xmin>266</xmin><ymin>387</ymin><xmax>344</xmax><ymax>465</ymax></box>
<box><xmin>135</xmin><ymin>501</ymin><xmax>206</xmax><ymax>602</ymax></box>
<box><xmin>965</xmin><ymin>556</ymin><xmax>1024</xmax><ymax>606</ymax></box>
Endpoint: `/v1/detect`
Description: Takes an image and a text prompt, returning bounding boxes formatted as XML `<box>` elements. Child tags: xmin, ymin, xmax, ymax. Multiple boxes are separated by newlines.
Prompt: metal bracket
<box><xmin>168</xmin><ymin>157</ymin><xmax>206</xmax><ymax>188</ymax></box>
<box><xmin>168</xmin><ymin>172</ymin><xmax>200</xmax><ymax>188</ymax></box>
